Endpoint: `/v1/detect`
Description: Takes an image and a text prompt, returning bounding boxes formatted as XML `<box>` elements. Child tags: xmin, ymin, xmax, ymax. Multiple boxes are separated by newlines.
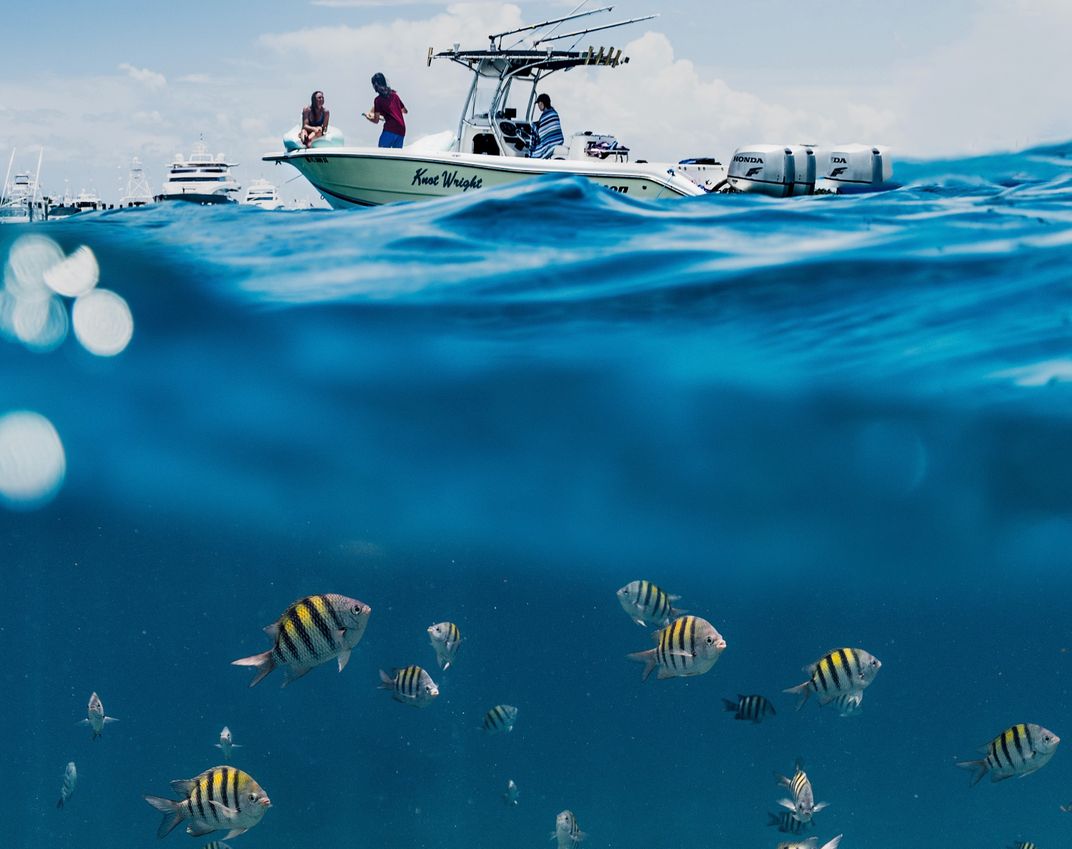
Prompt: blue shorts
<box><xmin>378</xmin><ymin>131</ymin><xmax>404</xmax><ymax>149</ymax></box>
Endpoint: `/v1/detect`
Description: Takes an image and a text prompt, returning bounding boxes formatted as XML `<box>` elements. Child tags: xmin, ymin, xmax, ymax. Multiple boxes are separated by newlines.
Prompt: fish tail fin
<box><xmin>669</xmin><ymin>604</ymin><xmax>688</xmax><ymax>620</ymax></box>
<box><xmin>956</xmin><ymin>758</ymin><xmax>989</xmax><ymax>787</ymax></box>
<box><xmin>721</xmin><ymin>698</ymin><xmax>738</xmax><ymax>713</ymax></box>
<box><xmin>231</xmin><ymin>650</ymin><xmax>275</xmax><ymax>688</ymax></box>
<box><xmin>378</xmin><ymin>669</ymin><xmax>394</xmax><ymax>688</ymax></box>
<box><xmin>626</xmin><ymin>648</ymin><xmax>658</xmax><ymax>682</ymax></box>
<box><xmin>783</xmin><ymin>681</ymin><xmax>811</xmax><ymax>710</ymax></box>
<box><xmin>820</xmin><ymin>835</ymin><xmax>843</xmax><ymax>849</ymax></box>
<box><xmin>144</xmin><ymin>795</ymin><xmax>187</xmax><ymax>838</ymax></box>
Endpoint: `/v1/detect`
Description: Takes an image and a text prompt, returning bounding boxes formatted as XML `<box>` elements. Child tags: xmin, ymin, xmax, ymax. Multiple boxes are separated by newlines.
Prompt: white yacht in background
<box><xmin>48</xmin><ymin>187</ymin><xmax>106</xmax><ymax>218</ymax></box>
<box><xmin>242</xmin><ymin>178</ymin><xmax>284</xmax><ymax>210</ymax></box>
<box><xmin>119</xmin><ymin>157</ymin><xmax>154</xmax><ymax>207</ymax></box>
<box><xmin>1</xmin><ymin>149</ymin><xmax>47</xmax><ymax>223</ymax></box>
<box><xmin>156</xmin><ymin>141</ymin><xmax>240</xmax><ymax>204</ymax></box>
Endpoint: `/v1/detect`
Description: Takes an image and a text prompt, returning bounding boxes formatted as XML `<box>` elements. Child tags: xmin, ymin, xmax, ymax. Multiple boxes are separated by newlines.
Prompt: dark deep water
<box><xmin>3</xmin><ymin>142</ymin><xmax>1072</xmax><ymax>848</ymax></box>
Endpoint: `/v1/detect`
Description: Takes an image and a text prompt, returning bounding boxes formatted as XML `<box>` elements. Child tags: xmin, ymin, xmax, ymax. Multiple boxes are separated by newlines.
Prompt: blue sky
<box><xmin>3</xmin><ymin>1</ymin><xmax>1070</xmax><ymax>203</ymax></box>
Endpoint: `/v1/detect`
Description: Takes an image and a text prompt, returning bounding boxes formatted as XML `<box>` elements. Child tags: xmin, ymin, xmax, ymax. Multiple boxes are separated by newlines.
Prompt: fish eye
<box><xmin>351</xmin><ymin>604</ymin><xmax>361</xmax><ymax>614</ymax></box>
<box><xmin>705</xmin><ymin>635</ymin><xmax>714</xmax><ymax>644</ymax></box>
<box><xmin>248</xmin><ymin>793</ymin><xmax>257</xmax><ymax>802</ymax></box>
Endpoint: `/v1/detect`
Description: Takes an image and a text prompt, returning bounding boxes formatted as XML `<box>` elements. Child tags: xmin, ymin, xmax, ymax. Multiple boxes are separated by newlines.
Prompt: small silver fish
<box><xmin>828</xmin><ymin>692</ymin><xmax>863</xmax><ymax>717</ymax></box>
<box><xmin>627</xmin><ymin>615</ymin><xmax>726</xmax><ymax>681</ymax></box>
<box><xmin>552</xmin><ymin>809</ymin><xmax>584</xmax><ymax>848</ymax></box>
<box><xmin>482</xmin><ymin>704</ymin><xmax>518</xmax><ymax>734</ymax></box>
<box><xmin>215</xmin><ymin>726</ymin><xmax>241</xmax><ymax>760</ymax></box>
<box><xmin>775</xmin><ymin>759</ymin><xmax>829</xmax><ymax>823</ymax></box>
<box><xmin>957</xmin><ymin>723</ymin><xmax>1060</xmax><ymax>785</ymax></box>
<box><xmin>56</xmin><ymin>761</ymin><xmax>77</xmax><ymax>809</ymax></box>
<box><xmin>232</xmin><ymin>593</ymin><xmax>372</xmax><ymax>687</ymax></box>
<box><xmin>144</xmin><ymin>765</ymin><xmax>270</xmax><ymax>840</ymax></box>
<box><xmin>427</xmin><ymin>621</ymin><xmax>461</xmax><ymax>670</ymax></box>
<box><xmin>616</xmin><ymin>580</ymin><xmax>685</xmax><ymax>628</ymax></box>
<box><xmin>1062</xmin><ymin>802</ymin><xmax>1072</xmax><ymax>812</ymax></box>
<box><xmin>502</xmin><ymin>779</ymin><xmax>519</xmax><ymax>806</ymax></box>
<box><xmin>777</xmin><ymin>835</ymin><xmax>842</xmax><ymax>849</ymax></box>
<box><xmin>78</xmin><ymin>692</ymin><xmax>117</xmax><ymax>740</ymax></box>
<box><xmin>378</xmin><ymin>665</ymin><xmax>439</xmax><ymax>707</ymax></box>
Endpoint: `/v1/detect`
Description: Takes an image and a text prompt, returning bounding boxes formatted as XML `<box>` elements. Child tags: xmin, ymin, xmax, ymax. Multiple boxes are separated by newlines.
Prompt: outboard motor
<box><xmin>726</xmin><ymin>145</ymin><xmax>796</xmax><ymax>197</ymax></box>
<box><xmin>818</xmin><ymin>144</ymin><xmax>894</xmax><ymax>193</ymax></box>
<box><xmin>787</xmin><ymin>145</ymin><xmax>816</xmax><ymax>196</ymax></box>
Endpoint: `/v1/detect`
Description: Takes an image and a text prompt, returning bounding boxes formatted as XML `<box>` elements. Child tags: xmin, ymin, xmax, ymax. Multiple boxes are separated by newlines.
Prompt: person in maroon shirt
<box><xmin>364</xmin><ymin>72</ymin><xmax>407</xmax><ymax>148</ymax></box>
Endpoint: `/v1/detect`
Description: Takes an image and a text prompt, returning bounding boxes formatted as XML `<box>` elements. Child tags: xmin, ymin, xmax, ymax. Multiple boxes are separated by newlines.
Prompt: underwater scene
<box><xmin>2</xmin><ymin>142</ymin><xmax>1072</xmax><ymax>849</ymax></box>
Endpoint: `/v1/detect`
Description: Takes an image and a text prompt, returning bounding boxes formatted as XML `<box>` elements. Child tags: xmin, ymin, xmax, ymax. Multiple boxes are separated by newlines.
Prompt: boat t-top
<box><xmin>1</xmin><ymin>149</ymin><xmax>47</xmax><ymax>224</ymax></box>
<box><xmin>157</xmin><ymin>141</ymin><xmax>240</xmax><ymax>204</ymax></box>
<box><xmin>265</xmin><ymin>5</ymin><xmax>893</xmax><ymax>206</ymax></box>
<box><xmin>119</xmin><ymin>157</ymin><xmax>154</xmax><ymax>207</ymax></box>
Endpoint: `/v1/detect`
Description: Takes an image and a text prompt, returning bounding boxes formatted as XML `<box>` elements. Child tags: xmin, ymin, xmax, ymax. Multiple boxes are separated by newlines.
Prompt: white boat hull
<box><xmin>264</xmin><ymin>147</ymin><xmax>704</xmax><ymax>207</ymax></box>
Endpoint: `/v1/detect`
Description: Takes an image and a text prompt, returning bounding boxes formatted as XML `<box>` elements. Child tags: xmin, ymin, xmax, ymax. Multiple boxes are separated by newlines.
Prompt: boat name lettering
<box><xmin>733</xmin><ymin>155</ymin><xmax>764</xmax><ymax>163</ymax></box>
<box><xmin>307</xmin><ymin>156</ymin><xmax>329</xmax><ymax>164</ymax></box>
<box><xmin>411</xmin><ymin>168</ymin><xmax>484</xmax><ymax>192</ymax></box>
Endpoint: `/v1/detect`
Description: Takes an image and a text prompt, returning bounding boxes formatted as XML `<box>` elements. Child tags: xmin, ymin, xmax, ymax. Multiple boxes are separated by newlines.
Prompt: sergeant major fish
<box><xmin>767</xmin><ymin>810</ymin><xmax>812</xmax><ymax>834</ymax></box>
<box><xmin>1008</xmin><ymin>842</ymin><xmax>1037</xmax><ymax>849</ymax></box>
<box><xmin>79</xmin><ymin>692</ymin><xmax>117</xmax><ymax>740</ymax></box>
<box><xmin>199</xmin><ymin>844</ymin><xmax>232</xmax><ymax>849</ymax></box>
<box><xmin>616</xmin><ymin>580</ymin><xmax>685</xmax><ymax>628</ymax></box>
<box><xmin>215</xmin><ymin>727</ymin><xmax>241</xmax><ymax>760</ymax></box>
<box><xmin>784</xmin><ymin>648</ymin><xmax>881</xmax><ymax>709</ymax></box>
<box><xmin>427</xmin><ymin>621</ymin><xmax>461</xmax><ymax>670</ymax></box>
<box><xmin>777</xmin><ymin>835</ymin><xmax>842</xmax><ymax>849</ymax></box>
<box><xmin>723</xmin><ymin>694</ymin><xmax>776</xmax><ymax>723</ymax></box>
<box><xmin>482</xmin><ymin>704</ymin><xmax>518</xmax><ymax>734</ymax></box>
<box><xmin>144</xmin><ymin>765</ymin><xmax>271</xmax><ymax>839</ymax></box>
<box><xmin>56</xmin><ymin>761</ymin><xmax>77</xmax><ymax>809</ymax></box>
<box><xmin>232</xmin><ymin>593</ymin><xmax>372</xmax><ymax>687</ymax></box>
<box><xmin>829</xmin><ymin>692</ymin><xmax>864</xmax><ymax>717</ymax></box>
<box><xmin>956</xmin><ymin>723</ymin><xmax>1060</xmax><ymax>785</ymax></box>
<box><xmin>775</xmin><ymin>759</ymin><xmax>829</xmax><ymax>823</ymax></box>
<box><xmin>627</xmin><ymin>615</ymin><xmax>726</xmax><ymax>681</ymax></box>
<box><xmin>552</xmin><ymin>809</ymin><xmax>584</xmax><ymax>848</ymax></box>
<box><xmin>379</xmin><ymin>665</ymin><xmax>439</xmax><ymax>707</ymax></box>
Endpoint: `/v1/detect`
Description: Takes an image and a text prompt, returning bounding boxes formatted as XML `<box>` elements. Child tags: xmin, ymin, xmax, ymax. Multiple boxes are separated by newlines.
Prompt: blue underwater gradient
<box><xmin>2</xmin><ymin>141</ymin><xmax>1072</xmax><ymax>849</ymax></box>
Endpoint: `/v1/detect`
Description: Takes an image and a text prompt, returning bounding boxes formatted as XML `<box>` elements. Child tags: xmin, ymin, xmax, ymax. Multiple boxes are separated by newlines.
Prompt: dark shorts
<box><xmin>378</xmin><ymin>131</ymin><xmax>404</xmax><ymax>149</ymax></box>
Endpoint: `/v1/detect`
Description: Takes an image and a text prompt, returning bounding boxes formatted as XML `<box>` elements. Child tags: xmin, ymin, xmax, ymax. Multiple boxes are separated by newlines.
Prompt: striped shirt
<box><xmin>531</xmin><ymin>107</ymin><xmax>564</xmax><ymax>159</ymax></box>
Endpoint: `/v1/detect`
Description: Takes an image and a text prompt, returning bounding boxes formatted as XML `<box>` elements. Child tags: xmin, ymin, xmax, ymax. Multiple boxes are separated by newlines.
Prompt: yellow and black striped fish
<box><xmin>232</xmin><ymin>593</ymin><xmax>371</xmax><ymax>687</ymax></box>
<box><xmin>427</xmin><ymin>621</ymin><xmax>462</xmax><ymax>670</ymax></box>
<box><xmin>144</xmin><ymin>766</ymin><xmax>271</xmax><ymax>840</ymax></box>
<box><xmin>723</xmin><ymin>693</ymin><xmax>776</xmax><ymax>723</ymax></box>
<box><xmin>1008</xmin><ymin>842</ymin><xmax>1037</xmax><ymax>849</ymax></box>
<box><xmin>379</xmin><ymin>665</ymin><xmax>439</xmax><ymax>707</ymax></box>
<box><xmin>957</xmin><ymin>723</ymin><xmax>1060</xmax><ymax>785</ymax></box>
<box><xmin>482</xmin><ymin>704</ymin><xmax>518</xmax><ymax>733</ymax></box>
<box><xmin>616</xmin><ymin>580</ymin><xmax>686</xmax><ymax>628</ymax></box>
<box><xmin>627</xmin><ymin>615</ymin><xmax>726</xmax><ymax>681</ymax></box>
<box><xmin>774</xmin><ymin>759</ymin><xmax>829</xmax><ymax>823</ymax></box>
<box><xmin>553</xmin><ymin>810</ymin><xmax>584</xmax><ymax>848</ymax></box>
<box><xmin>767</xmin><ymin>810</ymin><xmax>811</xmax><ymax>834</ymax></box>
<box><xmin>200</xmin><ymin>843</ymin><xmax>233</xmax><ymax>849</ymax></box>
<box><xmin>784</xmin><ymin>647</ymin><xmax>881</xmax><ymax>709</ymax></box>
<box><xmin>777</xmin><ymin>836</ymin><xmax>842</xmax><ymax>849</ymax></box>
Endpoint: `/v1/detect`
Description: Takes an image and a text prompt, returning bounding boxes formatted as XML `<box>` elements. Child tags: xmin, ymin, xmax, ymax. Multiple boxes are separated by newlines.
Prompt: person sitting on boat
<box><xmin>529</xmin><ymin>93</ymin><xmax>564</xmax><ymax>159</ymax></box>
<box><xmin>299</xmin><ymin>91</ymin><xmax>330</xmax><ymax>148</ymax></box>
<box><xmin>364</xmin><ymin>72</ymin><xmax>407</xmax><ymax>149</ymax></box>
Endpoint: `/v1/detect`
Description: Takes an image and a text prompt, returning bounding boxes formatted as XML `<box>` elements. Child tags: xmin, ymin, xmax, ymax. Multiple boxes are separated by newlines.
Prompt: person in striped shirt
<box><xmin>529</xmin><ymin>93</ymin><xmax>564</xmax><ymax>159</ymax></box>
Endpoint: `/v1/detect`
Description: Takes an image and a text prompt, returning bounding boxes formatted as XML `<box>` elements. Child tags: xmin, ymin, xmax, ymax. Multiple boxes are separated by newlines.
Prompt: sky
<box><xmin>2</xmin><ymin>0</ymin><xmax>1071</xmax><ymax>204</ymax></box>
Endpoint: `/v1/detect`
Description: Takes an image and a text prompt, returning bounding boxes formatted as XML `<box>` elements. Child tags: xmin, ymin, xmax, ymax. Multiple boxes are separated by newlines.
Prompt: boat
<box><xmin>264</xmin><ymin>9</ymin><xmax>717</xmax><ymax>207</ymax></box>
<box><xmin>119</xmin><ymin>157</ymin><xmax>154</xmax><ymax>207</ymax></box>
<box><xmin>156</xmin><ymin>141</ymin><xmax>240</xmax><ymax>204</ymax></box>
<box><xmin>49</xmin><ymin>187</ymin><xmax>106</xmax><ymax>218</ymax></box>
<box><xmin>242</xmin><ymin>178</ymin><xmax>285</xmax><ymax>210</ymax></box>
<box><xmin>0</xmin><ymin>149</ymin><xmax>47</xmax><ymax>224</ymax></box>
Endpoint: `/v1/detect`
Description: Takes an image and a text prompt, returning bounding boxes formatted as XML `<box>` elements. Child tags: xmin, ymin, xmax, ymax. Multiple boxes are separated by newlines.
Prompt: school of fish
<box><xmin>50</xmin><ymin>579</ymin><xmax>1060</xmax><ymax>847</ymax></box>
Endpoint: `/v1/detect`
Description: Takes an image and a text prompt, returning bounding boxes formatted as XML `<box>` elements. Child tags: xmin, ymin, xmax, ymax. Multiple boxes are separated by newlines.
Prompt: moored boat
<box><xmin>156</xmin><ymin>141</ymin><xmax>239</xmax><ymax>204</ymax></box>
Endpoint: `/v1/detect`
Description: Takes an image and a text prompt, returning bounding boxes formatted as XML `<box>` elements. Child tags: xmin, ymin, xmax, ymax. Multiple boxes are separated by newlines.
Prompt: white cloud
<box><xmin>118</xmin><ymin>63</ymin><xmax>167</xmax><ymax>89</ymax></box>
<box><xmin>177</xmin><ymin>73</ymin><xmax>213</xmax><ymax>84</ymax></box>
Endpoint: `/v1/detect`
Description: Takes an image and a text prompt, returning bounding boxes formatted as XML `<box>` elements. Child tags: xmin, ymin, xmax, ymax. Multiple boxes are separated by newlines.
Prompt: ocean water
<box><xmin>2</xmin><ymin>142</ymin><xmax>1072</xmax><ymax>849</ymax></box>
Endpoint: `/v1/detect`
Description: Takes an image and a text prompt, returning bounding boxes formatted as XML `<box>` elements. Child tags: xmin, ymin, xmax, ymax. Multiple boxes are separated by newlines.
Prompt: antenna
<box><xmin>1</xmin><ymin>148</ymin><xmax>14</xmax><ymax>206</ymax></box>
<box><xmin>31</xmin><ymin>148</ymin><xmax>44</xmax><ymax>207</ymax></box>
<box><xmin>534</xmin><ymin>14</ymin><xmax>658</xmax><ymax>46</ymax></box>
<box><xmin>488</xmin><ymin>6</ymin><xmax>613</xmax><ymax>49</ymax></box>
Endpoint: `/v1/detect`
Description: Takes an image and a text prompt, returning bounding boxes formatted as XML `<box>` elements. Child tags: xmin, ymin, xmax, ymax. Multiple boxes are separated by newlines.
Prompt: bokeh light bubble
<box><xmin>44</xmin><ymin>245</ymin><xmax>99</xmax><ymax>297</ymax></box>
<box><xmin>5</xmin><ymin>235</ymin><xmax>64</xmax><ymax>300</ymax></box>
<box><xmin>0</xmin><ymin>411</ymin><xmax>66</xmax><ymax>509</ymax></box>
<box><xmin>72</xmin><ymin>288</ymin><xmax>133</xmax><ymax>356</ymax></box>
<box><xmin>13</xmin><ymin>294</ymin><xmax>68</xmax><ymax>351</ymax></box>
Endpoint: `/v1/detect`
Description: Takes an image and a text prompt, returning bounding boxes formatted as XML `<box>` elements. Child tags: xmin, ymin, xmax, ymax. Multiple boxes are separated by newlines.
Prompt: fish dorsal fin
<box><xmin>170</xmin><ymin>779</ymin><xmax>197</xmax><ymax>796</ymax></box>
<box><xmin>650</xmin><ymin>629</ymin><xmax>661</xmax><ymax>644</ymax></box>
<box><xmin>803</xmin><ymin>662</ymin><xmax>817</xmax><ymax>675</ymax></box>
<box><xmin>264</xmin><ymin>622</ymin><xmax>280</xmax><ymax>639</ymax></box>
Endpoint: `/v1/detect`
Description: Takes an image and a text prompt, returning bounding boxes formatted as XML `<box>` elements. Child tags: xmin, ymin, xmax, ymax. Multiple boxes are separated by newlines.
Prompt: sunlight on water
<box><xmin>44</xmin><ymin>245</ymin><xmax>100</xmax><ymax>298</ymax></box>
<box><xmin>0</xmin><ymin>410</ymin><xmax>66</xmax><ymax>508</ymax></box>
<box><xmin>71</xmin><ymin>289</ymin><xmax>133</xmax><ymax>356</ymax></box>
